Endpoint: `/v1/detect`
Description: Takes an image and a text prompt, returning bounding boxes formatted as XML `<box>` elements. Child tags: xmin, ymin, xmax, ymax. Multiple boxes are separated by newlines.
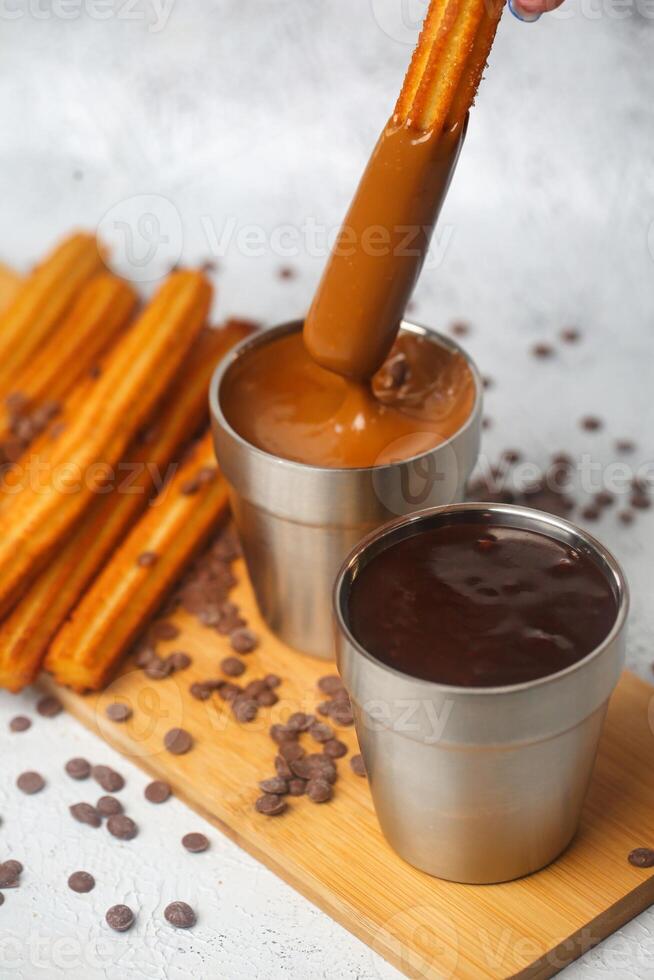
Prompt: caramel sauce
<box><xmin>221</xmin><ymin>330</ymin><xmax>475</xmax><ymax>469</ymax></box>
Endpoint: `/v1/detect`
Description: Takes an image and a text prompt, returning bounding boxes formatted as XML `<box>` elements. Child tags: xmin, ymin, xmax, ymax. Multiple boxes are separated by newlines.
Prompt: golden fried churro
<box><xmin>0</xmin><ymin>270</ymin><xmax>212</xmax><ymax>617</ymax></box>
<box><xmin>0</xmin><ymin>322</ymin><xmax>252</xmax><ymax>692</ymax></box>
<box><xmin>45</xmin><ymin>431</ymin><xmax>229</xmax><ymax>692</ymax></box>
<box><xmin>0</xmin><ymin>233</ymin><xmax>105</xmax><ymax>395</ymax></box>
<box><xmin>0</xmin><ymin>263</ymin><xmax>21</xmax><ymax>314</ymax></box>
<box><xmin>0</xmin><ymin>274</ymin><xmax>137</xmax><ymax>459</ymax></box>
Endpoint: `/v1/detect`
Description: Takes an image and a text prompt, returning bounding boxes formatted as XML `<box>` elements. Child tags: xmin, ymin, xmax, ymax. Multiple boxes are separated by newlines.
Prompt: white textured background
<box><xmin>1</xmin><ymin>1</ymin><xmax>654</xmax><ymax>977</ymax></box>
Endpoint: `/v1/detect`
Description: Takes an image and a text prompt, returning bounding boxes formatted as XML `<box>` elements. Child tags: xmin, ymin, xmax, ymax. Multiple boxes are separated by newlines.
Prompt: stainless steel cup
<box><xmin>209</xmin><ymin>320</ymin><xmax>482</xmax><ymax>659</ymax></box>
<box><xmin>334</xmin><ymin>503</ymin><xmax>629</xmax><ymax>884</ymax></box>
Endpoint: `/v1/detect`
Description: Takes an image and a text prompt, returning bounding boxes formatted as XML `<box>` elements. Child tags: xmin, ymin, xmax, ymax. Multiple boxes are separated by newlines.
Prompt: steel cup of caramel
<box><xmin>209</xmin><ymin>320</ymin><xmax>482</xmax><ymax>658</ymax></box>
<box><xmin>334</xmin><ymin>503</ymin><xmax>629</xmax><ymax>883</ymax></box>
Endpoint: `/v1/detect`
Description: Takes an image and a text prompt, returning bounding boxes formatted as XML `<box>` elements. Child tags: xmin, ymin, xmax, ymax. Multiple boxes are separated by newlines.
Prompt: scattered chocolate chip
<box><xmin>106</xmin><ymin>904</ymin><xmax>135</xmax><ymax>932</ymax></box>
<box><xmin>221</xmin><ymin>656</ymin><xmax>246</xmax><ymax>678</ymax></box>
<box><xmin>232</xmin><ymin>696</ymin><xmax>258</xmax><ymax>723</ymax></box>
<box><xmin>105</xmin><ymin>702</ymin><xmax>132</xmax><ymax>723</ymax></box>
<box><xmin>36</xmin><ymin>695</ymin><xmax>62</xmax><ymax>718</ymax></box>
<box><xmin>92</xmin><ymin>766</ymin><xmax>125</xmax><ymax>793</ymax></box>
<box><xmin>631</xmin><ymin>493</ymin><xmax>651</xmax><ymax>510</ymax></box>
<box><xmin>317</xmin><ymin>676</ymin><xmax>345</xmax><ymax>696</ymax></box>
<box><xmin>259</xmin><ymin>777</ymin><xmax>289</xmax><ymax>795</ymax></box>
<box><xmin>264</xmin><ymin>674</ymin><xmax>281</xmax><ymax>689</ymax></box>
<box><xmin>9</xmin><ymin>716</ymin><xmax>31</xmax><ymax>732</ymax></box>
<box><xmin>309</xmin><ymin>722</ymin><xmax>334</xmax><ymax>744</ymax></box>
<box><xmin>229</xmin><ymin>628</ymin><xmax>258</xmax><ymax>653</ymax></box>
<box><xmin>270</xmin><ymin>724</ymin><xmax>296</xmax><ymax>745</ymax></box>
<box><xmin>0</xmin><ymin>893</ymin><xmax>4</xmax><ymax>905</ymax></box>
<box><xmin>255</xmin><ymin>794</ymin><xmax>287</xmax><ymax>816</ymax></box>
<box><xmin>107</xmin><ymin>814</ymin><xmax>138</xmax><ymax>841</ymax></box>
<box><xmin>291</xmin><ymin>755</ymin><xmax>337</xmax><ymax>784</ymax></box>
<box><xmin>257</xmin><ymin>688</ymin><xmax>279</xmax><ymax>707</ymax></box>
<box><xmin>0</xmin><ymin>863</ymin><xmax>20</xmax><ymax>888</ymax></box>
<box><xmin>182</xmin><ymin>832</ymin><xmax>209</xmax><ymax>853</ymax></box>
<box><xmin>595</xmin><ymin>491</ymin><xmax>614</xmax><ymax>508</ymax></box>
<box><xmin>97</xmin><ymin>796</ymin><xmax>123</xmax><ymax>817</ymax></box>
<box><xmin>243</xmin><ymin>679</ymin><xmax>267</xmax><ymax>699</ymax></box>
<box><xmin>502</xmin><ymin>449</ymin><xmax>521</xmax><ymax>464</ymax></box>
<box><xmin>145</xmin><ymin>780</ymin><xmax>172</xmax><ymax>804</ymax></box>
<box><xmin>275</xmin><ymin>756</ymin><xmax>293</xmax><ymax>780</ymax></box>
<box><xmin>279</xmin><ymin>741</ymin><xmax>305</xmax><ymax>763</ymax></box>
<box><xmin>3</xmin><ymin>860</ymin><xmax>22</xmax><ymax>876</ymax></box>
<box><xmin>560</xmin><ymin>327</ymin><xmax>581</xmax><ymax>343</ymax></box>
<box><xmin>581</xmin><ymin>416</ymin><xmax>602</xmax><ymax>432</ymax></box>
<box><xmin>136</xmin><ymin>551</ymin><xmax>158</xmax><ymax>568</ymax></box>
<box><xmin>581</xmin><ymin>505</ymin><xmax>600</xmax><ymax>521</ymax></box>
<box><xmin>288</xmin><ymin>778</ymin><xmax>307</xmax><ymax>796</ymax></box>
<box><xmin>164</xmin><ymin>900</ymin><xmax>197</xmax><ymax>928</ymax></box>
<box><xmin>619</xmin><ymin>510</ymin><xmax>635</xmax><ymax>525</ymax></box>
<box><xmin>150</xmin><ymin>620</ymin><xmax>180</xmax><ymax>642</ymax></box>
<box><xmin>350</xmin><ymin>754</ymin><xmax>367</xmax><ymax>777</ymax></box>
<box><xmin>135</xmin><ymin>646</ymin><xmax>157</xmax><ymax>668</ymax></box>
<box><xmin>69</xmin><ymin>803</ymin><xmax>101</xmax><ymax>827</ymax></box>
<box><xmin>532</xmin><ymin>343</ymin><xmax>554</xmax><ymax>359</ymax></box>
<box><xmin>306</xmin><ymin>778</ymin><xmax>333</xmax><ymax>803</ymax></box>
<box><xmin>17</xmin><ymin>771</ymin><xmax>45</xmax><ymax>795</ymax></box>
<box><xmin>189</xmin><ymin>681</ymin><xmax>215</xmax><ymax>701</ymax></box>
<box><xmin>68</xmin><ymin>871</ymin><xmax>95</xmax><ymax>893</ymax></box>
<box><xmin>167</xmin><ymin>651</ymin><xmax>192</xmax><ymax>671</ymax></box>
<box><xmin>323</xmin><ymin>739</ymin><xmax>348</xmax><ymax>759</ymax></box>
<box><xmin>164</xmin><ymin>728</ymin><xmax>194</xmax><ymax>755</ymax></box>
<box><xmin>616</xmin><ymin>439</ymin><xmax>636</xmax><ymax>454</ymax></box>
<box><xmin>628</xmin><ymin>848</ymin><xmax>654</xmax><ymax>868</ymax></box>
<box><xmin>65</xmin><ymin>757</ymin><xmax>91</xmax><ymax>780</ymax></box>
<box><xmin>450</xmin><ymin>321</ymin><xmax>470</xmax><ymax>337</ymax></box>
<box><xmin>144</xmin><ymin>657</ymin><xmax>173</xmax><ymax>680</ymax></box>
<box><xmin>218</xmin><ymin>681</ymin><xmax>241</xmax><ymax>702</ymax></box>
<box><xmin>329</xmin><ymin>702</ymin><xmax>354</xmax><ymax>726</ymax></box>
<box><xmin>287</xmin><ymin>712</ymin><xmax>314</xmax><ymax>733</ymax></box>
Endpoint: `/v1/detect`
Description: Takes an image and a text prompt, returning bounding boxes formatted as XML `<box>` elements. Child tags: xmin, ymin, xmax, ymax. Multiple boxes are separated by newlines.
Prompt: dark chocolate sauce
<box><xmin>347</xmin><ymin>522</ymin><xmax>617</xmax><ymax>687</ymax></box>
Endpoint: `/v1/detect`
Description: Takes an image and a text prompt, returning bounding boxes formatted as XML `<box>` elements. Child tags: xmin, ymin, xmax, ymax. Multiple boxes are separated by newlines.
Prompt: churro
<box><xmin>45</xmin><ymin>431</ymin><xmax>230</xmax><ymax>692</ymax></box>
<box><xmin>0</xmin><ymin>233</ymin><xmax>105</xmax><ymax>395</ymax></box>
<box><xmin>0</xmin><ymin>322</ymin><xmax>252</xmax><ymax>692</ymax></box>
<box><xmin>0</xmin><ymin>273</ymin><xmax>137</xmax><ymax>461</ymax></box>
<box><xmin>0</xmin><ymin>270</ymin><xmax>212</xmax><ymax>617</ymax></box>
<box><xmin>0</xmin><ymin>263</ymin><xmax>21</xmax><ymax>314</ymax></box>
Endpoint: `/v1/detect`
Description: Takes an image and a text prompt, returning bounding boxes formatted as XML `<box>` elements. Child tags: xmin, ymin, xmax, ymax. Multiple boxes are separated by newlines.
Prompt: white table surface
<box><xmin>1</xmin><ymin>2</ymin><xmax>654</xmax><ymax>977</ymax></box>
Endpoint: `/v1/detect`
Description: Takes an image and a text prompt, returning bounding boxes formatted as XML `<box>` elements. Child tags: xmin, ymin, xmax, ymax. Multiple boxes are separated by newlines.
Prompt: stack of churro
<box><xmin>0</xmin><ymin>233</ymin><xmax>251</xmax><ymax>692</ymax></box>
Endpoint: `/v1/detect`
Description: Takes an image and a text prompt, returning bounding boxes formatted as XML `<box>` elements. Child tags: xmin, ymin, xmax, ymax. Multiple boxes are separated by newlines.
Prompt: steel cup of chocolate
<box><xmin>209</xmin><ymin>320</ymin><xmax>482</xmax><ymax>658</ymax></box>
<box><xmin>334</xmin><ymin>503</ymin><xmax>629</xmax><ymax>883</ymax></box>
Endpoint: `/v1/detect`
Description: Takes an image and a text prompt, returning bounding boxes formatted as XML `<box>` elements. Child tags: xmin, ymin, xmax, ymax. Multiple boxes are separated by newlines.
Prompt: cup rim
<box><xmin>209</xmin><ymin>318</ymin><xmax>483</xmax><ymax>475</ymax></box>
<box><xmin>333</xmin><ymin>501</ymin><xmax>630</xmax><ymax>697</ymax></box>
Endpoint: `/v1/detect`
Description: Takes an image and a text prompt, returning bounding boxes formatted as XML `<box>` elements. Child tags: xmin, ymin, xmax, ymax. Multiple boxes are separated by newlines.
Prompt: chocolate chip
<box><xmin>309</xmin><ymin>722</ymin><xmax>334</xmax><ymax>744</ymax></box>
<box><xmin>502</xmin><ymin>449</ymin><xmax>521</xmax><ymax>464</ymax></box>
<box><xmin>107</xmin><ymin>814</ymin><xmax>138</xmax><ymax>841</ymax></box>
<box><xmin>581</xmin><ymin>505</ymin><xmax>600</xmax><ymax>521</ymax></box>
<box><xmin>560</xmin><ymin>327</ymin><xmax>581</xmax><ymax>343</ymax></box>
<box><xmin>145</xmin><ymin>780</ymin><xmax>171</xmax><ymax>804</ymax></box>
<box><xmin>218</xmin><ymin>681</ymin><xmax>241</xmax><ymax>702</ymax></box>
<box><xmin>17</xmin><ymin>771</ymin><xmax>45</xmax><ymax>795</ymax></box>
<box><xmin>275</xmin><ymin>756</ymin><xmax>293</xmax><ymax>780</ymax></box>
<box><xmin>181</xmin><ymin>476</ymin><xmax>200</xmax><ymax>495</ymax></box>
<box><xmin>221</xmin><ymin>656</ymin><xmax>245</xmax><ymax>677</ymax></box>
<box><xmin>106</xmin><ymin>904</ymin><xmax>135</xmax><ymax>932</ymax></box>
<box><xmin>279</xmin><ymin>741</ymin><xmax>305</xmax><ymax>763</ymax></box>
<box><xmin>288</xmin><ymin>778</ymin><xmax>307</xmax><ymax>797</ymax></box>
<box><xmin>350</xmin><ymin>754</ymin><xmax>367</xmax><ymax>777</ymax></box>
<box><xmin>287</xmin><ymin>712</ymin><xmax>314</xmax><ymax>733</ymax></box>
<box><xmin>164</xmin><ymin>901</ymin><xmax>197</xmax><ymax>928</ymax></box>
<box><xmin>306</xmin><ymin>778</ymin><xmax>333</xmax><ymax>803</ymax></box>
<box><xmin>9</xmin><ymin>716</ymin><xmax>31</xmax><ymax>732</ymax></box>
<box><xmin>257</xmin><ymin>688</ymin><xmax>278</xmax><ymax>707</ymax></box>
<box><xmin>616</xmin><ymin>439</ymin><xmax>636</xmax><ymax>454</ymax></box>
<box><xmin>97</xmin><ymin>796</ymin><xmax>123</xmax><ymax>817</ymax></box>
<box><xmin>243</xmin><ymin>679</ymin><xmax>267</xmax><ymax>699</ymax></box>
<box><xmin>259</xmin><ymin>777</ymin><xmax>288</xmax><ymax>795</ymax></box>
<box><xmin>450</xmin><ymin>321</ymin><xmax>470</xmax><ymax>337</ymax></box>
<box><xmin>136</xmin><ymin>551</ymin><xmax>158</xmax><ymax>568</ymax></box>
<box><xmin>317</xmin><ymin>675</ymin><xmax>345</xmax><ymax>696</ymax></box>
<box><xmin>631</xmin><ymin>493</ymin><xmax>651</xmax><ymax>510</ymax></box>
<box><xmin>36</xmin><ymin>695</ymin><xmax>62</xmax><ymax>718</ymax></box>
<box><xmin>3</xmin><ymin>860</ymin><xmax>22</xmax><ymax>877</ymax></box>
<box><xmin>105</xmin><ymin>702</ymin><xmax>132</xmax><ymax>723</ymax></box>
<box><xmin>149</xmin><ymin>620</ymin><xmax>179</xmax><ymax>642</ymax></box>
<box><xmin>164</xmin><ymin>728</ymin><xmax>194</xmax><ymax>755</ymax></box>
<box><xmin>291</xmin><ymin>755</ymin><xmax>336</xmax><ymax>783</ymax></box>
<box><xmin>182</xmin><ymin>832</ymin><xmax>209</xmax><ymax>853</ymax></box>
<box><xmin>92</xmin><ymin>766</ymin><xmax>125</xmax><ymax>793</ymax></box>
<box><xmin>532</xmin><ymin>343</ymin><xmax>554</xmax><ymax>359</ymax></box>
<box><xmin>144</xmin><ymin>655</ymin><xmax>172</xmax><ymax>679</ymax></box>
<box><xmin>70</xmin><ymin>803</ymin><xmax>101</xmax><ymax>827</ymax></box>
<box><xmin>68</xmin><ymin>871</ymin><xmax>95</xmax><ymax>893</ymax></box>
<box><xmin>229</xmin><ymin>628</ymin><xmax>258</xmax><ymax>653</ymax></box>
<box><xmin>581</xmin><ymin>416</ymin><xmax>602</xmax><ymax>432</ymax></box>
<box><xmin>595</xmin><ymin>491</ymin><xmax>614</xmax><ymax>508</ymax></box>
<box><xmin>65</xmin><ymin>757</ymin><xmax>91</xmax><ymax>780</ymax></box>
<box><xmin>255</xmin><ymin>794</ymin><xmax>287</xmax><ymax>816</ymax></box>
<box><xmin>189</xmin><ymin>681</ymin><xmax>214</xmax><ymax>701</ymax></box>
<box><xmin>264</xmin><ymin>674</ymin><xmax>281</xmax><ymax>689</ymax></box>
<box><xmin>628</xmin><ymin>848</ymin><xmax>654</xmax><ymax>868</ymax></box>
<box><xmin>619</xmin><ymin>510</ymin><xmax>635</xmax><ymax>525</ymax></box>
<box><xmin>323</xmin><ymin>739</ymin><xmax>348</xmax><ymax>759</ymax></box>
<box><xmin>135</xmin><ymin>646</ymin><xmax>157</xmax><ymax>668</ymax></box>
<box><xmin>277</xmin><ymin>264</ymin><xmax>297</xmax><ymax>280</ymax></box>
<box><xmin>167</xmin><ymin>651</ymin><xmax>192</xmax><ymax>671</ymax></box>
<box><xmin>270</xmin><ymin>723</ymin><xmax>296</xmax><ymax>744</ymax></box>
<box><xmin>232</xmin><ymin>696</ymin><xmax>258</xmax><ymax>723</ymax></box>
<box><xmin>0</xmin><ymin>863</ymin><xmax>20</xmax><ymax>888</ymax></box>
<box><xmin>329</xmin><ymin>702</ymin><xmax>354</xmax><ymax>726</ymax></box>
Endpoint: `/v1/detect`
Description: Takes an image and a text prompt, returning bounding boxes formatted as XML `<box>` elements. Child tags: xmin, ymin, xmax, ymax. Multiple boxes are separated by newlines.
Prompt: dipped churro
<box><xmin>45</xmin><ymin>431</ymin><xmax>230</xmax><ymax>692</ymax></box>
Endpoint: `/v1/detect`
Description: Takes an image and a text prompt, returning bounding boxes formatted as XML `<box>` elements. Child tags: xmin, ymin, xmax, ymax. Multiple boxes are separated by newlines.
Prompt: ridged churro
<box><xmin>0</xmin><ymin>273</ymin><xmax>137</xmax><ymax>461</ymax></box>
<box><xmin>45</xmin><ymin>431</ymin><xmax>230</xmax><ymax>692</ymax></box>
<box><xmin>0</xmin><ymin>322</ymin><xmax>252</xmax><ymax>692</ymax></box>
<box><xmin>0</xmin><ymin>233</ymin><xmax>105</xmax><ymax>395</ymax></box>
<box><xmin>0</xmin><ymin>270</ymin><xmax>212</xmax><ymax>617</ymax></box>
<box><xmin>0</xmin><ymin>263</ymin><xmax>21</xmax><ymax>314</ymax></box>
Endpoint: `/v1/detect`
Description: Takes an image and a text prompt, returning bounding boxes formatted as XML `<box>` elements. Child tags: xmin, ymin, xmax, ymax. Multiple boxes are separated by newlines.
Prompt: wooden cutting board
<box><xmin>40</xmin><ymin>556</ymin><xmax>654</xmax><ymax>980</ymax></box>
